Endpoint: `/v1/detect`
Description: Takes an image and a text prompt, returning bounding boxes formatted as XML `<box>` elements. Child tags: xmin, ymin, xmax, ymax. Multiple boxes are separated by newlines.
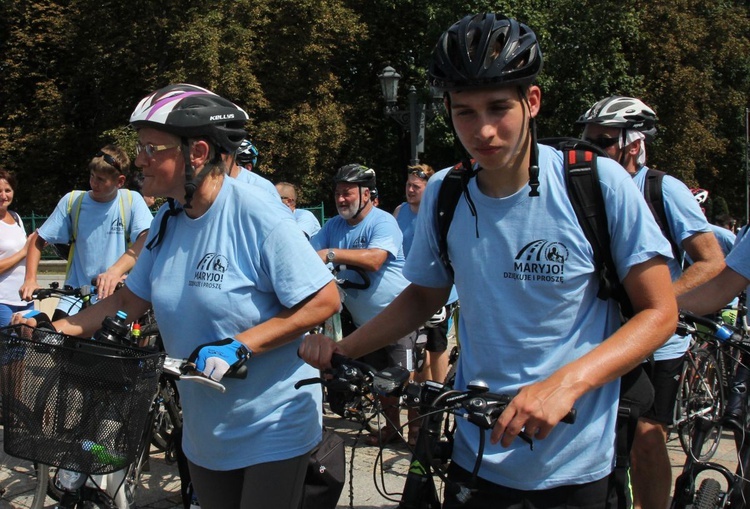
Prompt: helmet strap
<box><xmin>351</xmin><ymin>186</ymin><xmax>369</xmax><ymax>220</ymax></box>
<box><xmin>519</xmin><ymin>87</ymin><xmax>540</xmax><ymax>197</ymax></box>
<box><xmin>181</xmin><ymin>138</ymin><xmax>196</xmax><ymax>209</ymax></box>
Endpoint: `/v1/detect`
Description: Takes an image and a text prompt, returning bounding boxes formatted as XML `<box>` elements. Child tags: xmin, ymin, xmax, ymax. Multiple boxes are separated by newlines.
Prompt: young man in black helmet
<box><xmin>310</xmin><ymin>164</ymin><xmax>418</xmax><ymax>446</ymax></box>
<box><xmin>579</xmin><ymin>96</ymin><xmax>724</xmax><ymax>509</ymax></box>
<box><xmin>300</xmin><ymin>13</ymin><xmax>677</xmax><ymax>507</ymax></box>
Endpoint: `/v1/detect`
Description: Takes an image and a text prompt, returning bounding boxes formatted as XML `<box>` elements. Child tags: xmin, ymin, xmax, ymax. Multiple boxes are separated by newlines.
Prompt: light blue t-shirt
<box><xmin>404</xmin><ymin>145</ymin><xmax>672</xmax><ymax>490</ymax></box>
<box><xmin>234</xmin><ymin>168</ymin><xmax>281</xmax><ymax>199</ymax></box>
<box><xmin>632</xmin><ymin>166</ymin><xmax>712</xmax><ymax>360</ymax></box>
<box><xmin>395</xmin><ymin>201</ymin><xmax>458</xmax><ymax>306</ymax></box>
<box><xmin>311</xmin><ymin>206</ymin><xmax>409</xmax><ymax>327</ymax></box>
<box><xmin>127</xmin><ymin>177</ymin><xmax>332</xmax><ymax>470</ymax></box>
<box><xmin>38</xmin><ymin>189</ymin><xmax>153</xmax><ymax>314</ymax></box>
<box><xmin>726</xmin><ymin>229</ymin><xmax>750</xmax><ymax>280</ymax></box>
<box><xmin>294</xmin><ymin>208</ymin><xmax>322</xmax><ymax>238</ymax></box>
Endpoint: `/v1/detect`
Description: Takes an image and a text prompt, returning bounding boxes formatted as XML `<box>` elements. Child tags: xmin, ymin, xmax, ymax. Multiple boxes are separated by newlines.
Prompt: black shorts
<box><xmin>443</xmin><ymin>463</ymin><xmax>618</xmax><ymax>509</ymax></box>
<box><xmin>641</xmin><ymin>355</ymin><xmax>685</xmax><ymax>424</ymax></box>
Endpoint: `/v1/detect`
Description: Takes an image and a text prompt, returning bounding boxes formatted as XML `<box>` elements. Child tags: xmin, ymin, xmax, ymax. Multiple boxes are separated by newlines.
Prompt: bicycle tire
<box><xmin>150</xmin><ymin>377</ymin><xmax>182</xmax><ymax>460</ymax></box>
<box><xmin>30</xmin><ymin>463</ymin><xmax>50</xmax><ymax>509</ymax></box>
<box><xmin>693</xmin><ymin>478</ymin><xmax>722</xmax><ymax>509</ymax></box>
<box><xmin>678</xmin><ymin>348</ymin><xmax>724</xmax><ymax>461</ymax></box>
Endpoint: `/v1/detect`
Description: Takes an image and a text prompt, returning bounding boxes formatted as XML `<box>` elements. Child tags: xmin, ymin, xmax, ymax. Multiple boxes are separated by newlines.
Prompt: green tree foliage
<box><xmin>0</xmin><ymin>0</ymin><xmax>748</xmax><ymax>220</ymax></box>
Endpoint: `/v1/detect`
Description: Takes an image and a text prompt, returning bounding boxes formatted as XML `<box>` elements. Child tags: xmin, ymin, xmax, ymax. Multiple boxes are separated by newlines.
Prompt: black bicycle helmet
<box><xmin>428</xmin><ymin>13</ymin><xmax>543</xmax><ymax>92</ymax></box>
<box><xmin>333</xmin><ymin>164</ymin><xmax>376</xmax><ymax>190</ymax></box>
<box><xmin>577</xmin><ymin>96</ymin><xmax>657</xmax><ymax>143</ymax></box>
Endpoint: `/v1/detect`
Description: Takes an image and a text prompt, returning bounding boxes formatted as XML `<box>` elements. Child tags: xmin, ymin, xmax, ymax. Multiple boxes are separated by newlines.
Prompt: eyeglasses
<box><xmin>280</xmin><ymin>196</ymin><xmax>296</xmax><ymax>204</ymax></box>
<box><xmin>94</xmin><ymin>151</ymin><xmax>122</xmax><ymax>173</ymax></box>
<box><xmin>583</xmin><ymin>137</ymin><xmax>621</xmax><ymax>150</ymax></box>
<box><xmin>409</xmin><ymin>169</ymin><xmax>430</xmax><ymax>180</ymax></box>
<box><xmin>135</xmin><ymin>142</ymin><xmax>180</xmax><ymax>159</ymax></box>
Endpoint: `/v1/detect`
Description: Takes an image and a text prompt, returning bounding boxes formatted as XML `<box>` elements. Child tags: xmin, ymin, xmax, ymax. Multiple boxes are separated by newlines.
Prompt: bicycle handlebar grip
<box><xmin>561</xmin><ymin>408</ymin><xmax>576</xmax><ymax>424</ymax></box>
<box><xmin>32</xmin><ymin>288</ymin><xmax>53</xmax><ymax>300</ymax></box>
<box><xmin>334</xmin><ymin>264</ymin><xmax>371</xmax><ymax>290</ymax></box>
<box><xmin>224</xmin><ymin>364</ymin><xmax>248</xmax><ymax>379</ymax></box>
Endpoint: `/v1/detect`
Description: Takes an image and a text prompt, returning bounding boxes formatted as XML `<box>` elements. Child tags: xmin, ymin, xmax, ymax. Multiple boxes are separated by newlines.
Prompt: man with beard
<box><xmin>311</xmin><ymin>164</ymin><xmax>417</xmax><ymax>446</ymax></box>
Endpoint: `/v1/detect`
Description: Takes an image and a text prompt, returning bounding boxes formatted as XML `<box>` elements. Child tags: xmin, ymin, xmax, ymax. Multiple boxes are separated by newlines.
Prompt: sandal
<box><xmin>364</xmin><ymin>429</ymin><xmax>402</xmax><ymax>447</ymax></box>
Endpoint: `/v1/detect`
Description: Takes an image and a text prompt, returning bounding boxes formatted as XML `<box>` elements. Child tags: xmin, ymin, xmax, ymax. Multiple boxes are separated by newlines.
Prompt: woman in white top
<box><xmin>0</xmin><ymin>169</ymin><xmax>32</xmax><ymax>326</ymax></box>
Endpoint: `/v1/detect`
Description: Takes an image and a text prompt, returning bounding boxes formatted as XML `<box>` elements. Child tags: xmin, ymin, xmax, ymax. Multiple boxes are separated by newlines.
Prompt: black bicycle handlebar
<box><xmin>678</xmin><ymin>309</ymin><xmax>745</xmax><ymax>345</ymax></box>
<box><xmin>332</xmin><ymin>264</ymin><xmax>371</xmax><ymax>290</ymax></box>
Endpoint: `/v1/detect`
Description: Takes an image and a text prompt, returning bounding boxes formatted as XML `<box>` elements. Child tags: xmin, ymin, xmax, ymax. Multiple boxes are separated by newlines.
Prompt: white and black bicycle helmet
<box><xmin>428</xmin><ymin>13</ymin><xmax>543</xmax><ymax>92</ymax></box>
<box><xmin>691</xmin><ymin>188</ymin><xmax>709</xmax><ymax>205</ymax></box>
<box><xmin>577</xmin><ymin>96</ymin><xmax>657</xmax><ymax>143</ymax></box>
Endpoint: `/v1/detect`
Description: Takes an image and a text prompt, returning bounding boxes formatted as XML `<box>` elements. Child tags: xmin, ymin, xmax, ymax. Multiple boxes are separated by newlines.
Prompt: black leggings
<box><xmin>188</xmin><ymin>451</ymin><xmax>310</xmax><ymax>509</ymax></box>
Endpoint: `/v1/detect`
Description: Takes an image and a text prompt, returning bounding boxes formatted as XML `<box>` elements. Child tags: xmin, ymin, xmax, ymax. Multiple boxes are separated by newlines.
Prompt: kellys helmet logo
<box><xmin>503</xmin><ymin>240</ymin><xmax>568</xmax><ymax>284</ymax></box>
<box><xmin>189</xmin><ymin>253</ymin><xmax>228</xmax><ymax>289</ymax></box>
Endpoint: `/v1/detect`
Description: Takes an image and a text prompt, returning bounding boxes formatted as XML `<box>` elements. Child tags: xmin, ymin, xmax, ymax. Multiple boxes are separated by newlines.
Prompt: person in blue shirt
<box><xmin>301</xmin><ymin>13</ymin><xmax>677</xmax><ymax>508</ymax></box>
<box><xmin>15</xmin><ymin>84</ymin><xmax>339</xmax><ymax>509</ymax></box>
<box><xmin>311</xmin><ymin>164</ymin><xmax>417</xmax><ymax>446</ymax></box>
<box><xmin>276</xmin><ymin>181</ymin><xmax>322</xmax><ymax>238</ymax></box>
<box><xmin>20</xmin><ymin>145</ymin><xmax>154</xmax><ymax>318</ymax></box>
<box><xmin>579</xmin><ymin>95</ymin><xmax>725</xmax><ymax>509</ymax></box>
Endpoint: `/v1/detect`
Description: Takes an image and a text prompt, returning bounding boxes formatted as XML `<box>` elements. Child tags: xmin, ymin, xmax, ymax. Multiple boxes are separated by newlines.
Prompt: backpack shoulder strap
<box><xmin>118</xmin><ymin>189</ymin><xmax>133</xmax><ymax>245</ymax></box>
<box><xmin>437</xmin><ymin>162</ymin><xmax>472</xmax><ymax>275</ymax></box>
<box><xmin>563</xmin><ymin>148</ymin><xmax>634</xmax><ymax>318</ymax></box>
<box><xmin>65</xmin><ymin>191</ymin><xmax>86</xmax><ymax>277</ymax></box>
<box><xmin>643</xmin><ymin>169</ymin><xmax>680</xmax><ymax>260</ymax></box>
<box><xmin>67</xmin><ymin>191</ymin><xmax>86</xmax><ymax>243</ymax></box>
<box><xmin>9</xmin><ymin>210</ymin><xmax>22</xmax><ymax>229</ymax></box>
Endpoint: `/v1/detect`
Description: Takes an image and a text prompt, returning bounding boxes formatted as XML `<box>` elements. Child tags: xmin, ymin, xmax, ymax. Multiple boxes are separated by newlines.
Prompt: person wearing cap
<box><xmin>14</xmin><ymin>84</ymin><xmax>339</xmax><ymax>508</ymax></box>
<box><xmin>579</xmin><ymin>96</ymin><xmax>724</xmax><ymax>509</ymax></box>
<box><xmin>300</xmin><ymin>14</ymin><xmax>677</xmax><ymax>507</ymax></box>
<box><xmin>19</xmin><ymin>145</ymin><xmax>153</xmax><ymax>316</ymax></box>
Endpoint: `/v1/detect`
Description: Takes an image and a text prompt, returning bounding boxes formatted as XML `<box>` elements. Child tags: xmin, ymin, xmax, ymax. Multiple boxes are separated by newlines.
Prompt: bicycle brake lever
<box><xmin>295</xmin><ymin>377</ymin><xmax>325</xmax><ymax>389</ymax></box>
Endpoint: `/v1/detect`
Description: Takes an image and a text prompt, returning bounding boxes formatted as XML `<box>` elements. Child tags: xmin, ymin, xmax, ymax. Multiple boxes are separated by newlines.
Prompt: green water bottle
<box><xmin>82</xmin><ymin>439</ymin><xmax>125</xmax><ymax>468</ymax></box>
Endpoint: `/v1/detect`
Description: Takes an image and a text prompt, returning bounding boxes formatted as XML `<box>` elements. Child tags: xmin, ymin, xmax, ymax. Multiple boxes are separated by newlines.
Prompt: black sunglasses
<box><xmin>95</xmin><ymin>151</ymin><xmax>122</xmax><ymax>172</ymax></box>
<box><xmin>409</xmin><ymin>169</ymin><xmax>429</xmax><ymax>180</ymax></box>
<box><xmin>583</xmin><ymin>137</ymin><xmax>620</xmax><ymax>150</ymax></box>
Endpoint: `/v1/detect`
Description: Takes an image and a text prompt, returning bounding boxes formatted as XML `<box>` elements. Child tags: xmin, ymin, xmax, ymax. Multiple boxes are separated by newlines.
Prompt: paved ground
<box><xmin>0</xmin><ymin>411</ymin><xmax>741</xmax><ymax>508</ymax></box>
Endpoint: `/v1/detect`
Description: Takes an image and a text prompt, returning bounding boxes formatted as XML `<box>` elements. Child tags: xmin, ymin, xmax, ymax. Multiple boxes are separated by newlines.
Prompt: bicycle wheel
<box><xmin>678</xmin><ymin>348</ymin><xmax>724</xmax><ymax>461</ymax></box>
<box><xmin>693</xmin><ymin>478</ymin><xmax>722</xmax><ymax>509</ymax></box>
<box><xmin>30</xmin><ymin>463</ymin><xmax>50</xmax><ymax>509</ymax></box>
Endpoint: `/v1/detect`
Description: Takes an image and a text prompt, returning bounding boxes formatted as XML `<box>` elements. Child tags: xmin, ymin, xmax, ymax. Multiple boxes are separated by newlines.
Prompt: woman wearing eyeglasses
<box><xmin>16</xmin><ymin>84</ymin><xmax>339</xmax><ymax>508</ymax></box>
<box><xmin>19</xmin><ymin>145</ymin><xmax>154</xmax><ymax>316</ymax></box>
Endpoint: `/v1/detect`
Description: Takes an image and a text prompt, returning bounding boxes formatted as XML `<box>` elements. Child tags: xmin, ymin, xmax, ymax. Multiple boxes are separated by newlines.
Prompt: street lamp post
<box><xmin>378</xmin><ymin>66</ymin><xmax>442</xmax><ymax>166</ymax></box>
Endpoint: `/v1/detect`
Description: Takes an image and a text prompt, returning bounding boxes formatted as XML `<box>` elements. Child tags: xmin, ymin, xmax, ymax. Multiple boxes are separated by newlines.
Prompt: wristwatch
<box><xmin>326</xmin><ymin>249</ymin><xmax>336</xmax><ymax>263</ymax></box>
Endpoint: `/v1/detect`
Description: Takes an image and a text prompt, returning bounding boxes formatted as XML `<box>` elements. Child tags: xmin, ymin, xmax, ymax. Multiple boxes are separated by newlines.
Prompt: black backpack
<box><xmin>437</xmin><ymin>137</ymin><xmax>678</xmax><ymax>319</ymax></box>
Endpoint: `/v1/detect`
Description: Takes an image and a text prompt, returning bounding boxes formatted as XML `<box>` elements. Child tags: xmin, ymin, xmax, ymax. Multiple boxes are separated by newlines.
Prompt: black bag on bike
<box><xmin>299</xmin><ymin>427</ymin><xmax>345</xmax><ymax>509</ymax></box>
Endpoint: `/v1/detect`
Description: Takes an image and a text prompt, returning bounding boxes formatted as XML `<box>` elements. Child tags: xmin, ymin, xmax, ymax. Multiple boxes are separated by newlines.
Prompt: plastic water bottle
<box><xmin>93</xmin><ymin>310</ymin><xmax>129</xmax><ymax>344</ymax></box>
<box><xmin>715</xmin><ymin>324</ymin><xmax>733</xmax><ymax>342</ymax></box>
<box><xmin>82</xmin><ymin>439</ymin><xmax>125</xmax><ymax>468</ymax></box>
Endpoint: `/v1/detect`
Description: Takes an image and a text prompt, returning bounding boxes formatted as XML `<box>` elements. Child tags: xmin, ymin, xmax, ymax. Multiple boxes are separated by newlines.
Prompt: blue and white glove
<box><xmin>188</xmin><ymin>338</ymin><xmax>252</xmax><ymax>382</ymax></box>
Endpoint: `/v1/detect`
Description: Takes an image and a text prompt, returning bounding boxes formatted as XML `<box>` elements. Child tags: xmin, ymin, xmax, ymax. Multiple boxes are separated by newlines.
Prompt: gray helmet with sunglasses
<box><xmin>577</xmin><ymin>96</ymin><xmax>657</xmax><ymax>143</ymax></box>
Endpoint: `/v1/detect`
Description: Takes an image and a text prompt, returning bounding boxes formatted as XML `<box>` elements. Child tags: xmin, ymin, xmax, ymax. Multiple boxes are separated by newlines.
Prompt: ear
<box><xmin>116</xmin><ymin>174</ymin><xmax>126</xmax><ymax>188</ymax></box>
<box><xmin>190</xmin><ymin>140</ymin><xmax>211</xmax><ymax>169</ymax></box>
<box><xmin>527</xmin><ymin>85</ymin><xmax>541</xmax><ymax>118</ymax></box>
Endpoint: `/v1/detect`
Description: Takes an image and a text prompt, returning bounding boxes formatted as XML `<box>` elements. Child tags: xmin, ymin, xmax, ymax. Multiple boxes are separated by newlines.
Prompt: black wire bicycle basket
<box><xmin>0</xmin><ymin>324</ymin><xmax>164</xmax><ymax>474</ymax></box>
